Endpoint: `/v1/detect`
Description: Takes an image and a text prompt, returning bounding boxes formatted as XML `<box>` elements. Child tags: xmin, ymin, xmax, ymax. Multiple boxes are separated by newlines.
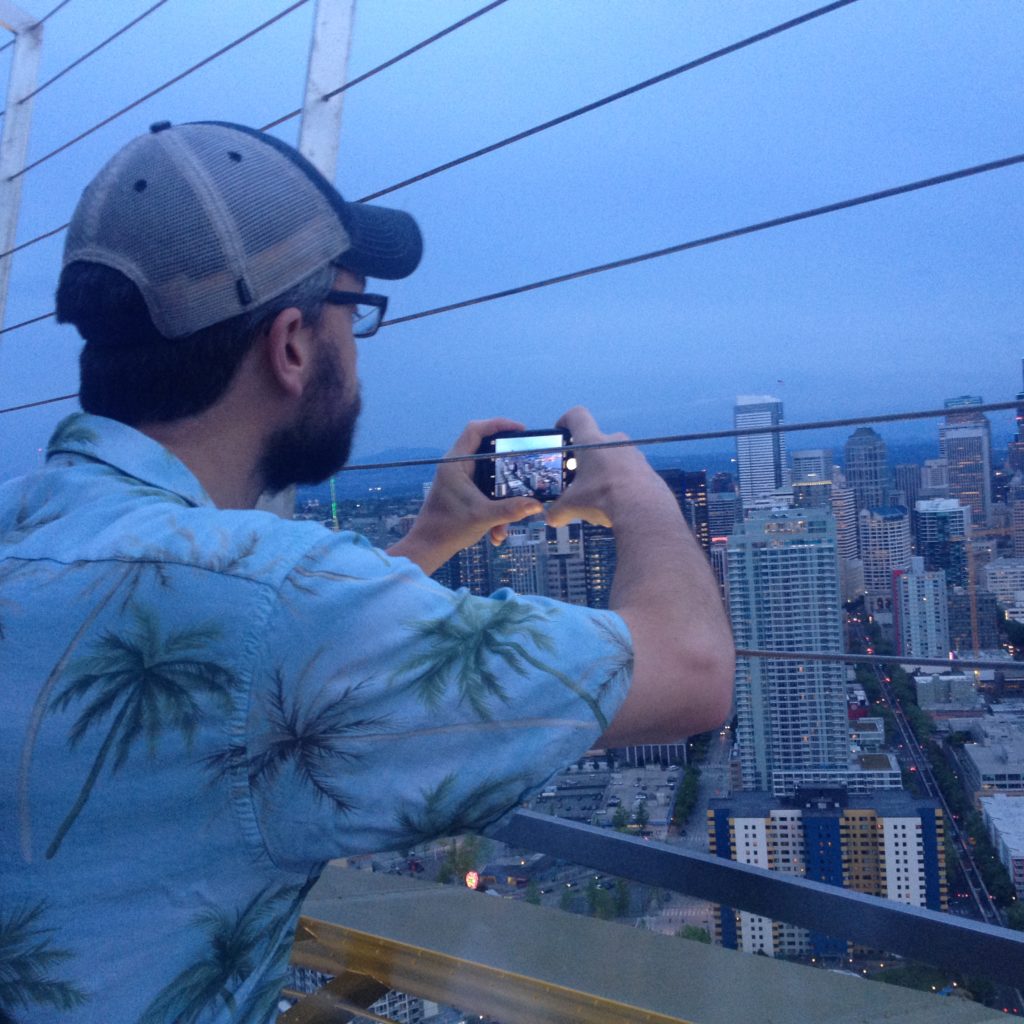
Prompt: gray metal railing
<box><xmin>496</xmin><ymin>809</ymin><xmax>1024</xmax><ymax>989</ymax></box>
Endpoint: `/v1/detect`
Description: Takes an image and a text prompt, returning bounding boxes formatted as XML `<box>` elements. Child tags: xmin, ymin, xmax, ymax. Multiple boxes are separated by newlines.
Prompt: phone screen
<box><xmin>492</xmin><ymin>432</ymin><xmax>567</xmax><ymax>500</ymax></box>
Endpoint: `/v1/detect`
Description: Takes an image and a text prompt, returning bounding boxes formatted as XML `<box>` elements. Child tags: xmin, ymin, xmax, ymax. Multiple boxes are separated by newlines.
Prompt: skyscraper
<box><xmin>914</xmin><ymin>498</ymin><xmax>969</xmax><ymax>588</ymax></box>
<box><xmin>734</xmin><ymin>395</ymin><xmax>788</xmax><ymax>510</ymax></box>
<box><xmin>582</xmin><ymin>522</ymin><xmax>616</xmax><ymax>609</ymax></box>
<box><xmin>894</xmin><ymin>556</ymin><xmax>950</xmax><ymax>659</ymax></box>
<box><xmin>657</xmin><ymin>468</ymin><xmax>710</xmax><ymax>553</ymax></box>
<box><xmin>727</xmin><ymin>509</ymin><xmax>848</xmax><ymax>795</ymax></box>
<box><xmin>829</xmin><ymin>483</ymin><xmax>861</xmax><ymax>601</ymax></box>
<box><xmin>858</xmin><ymin>506</ymin><xmax>912</xmax><ymax>614</ymax></box>
<box><xmin>1007</xmin><ymin>360</ymin><xmax>1024</xmax><ymax>473</ymax></box>
<box><xmin>843</xmin><ymin>427</ymin><xmax>890</xmax><ymax>517</ymax></box>
<box><xmin>940</xmin><ymin>396</ymin><xmax>992</xmax><ymax>526</ymax></box>
<box><xmin>892</xmin><ymin>463</ymin><xmax>922</xmax><ymax>516</ymax></box>
<box><xmin>790</xmin><ymin>449</ymin><xmax>833</xmax><ymax>508</ymax></box>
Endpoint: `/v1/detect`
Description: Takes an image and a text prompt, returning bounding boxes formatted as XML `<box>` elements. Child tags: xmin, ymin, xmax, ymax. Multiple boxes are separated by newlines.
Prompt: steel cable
<box><xmin>3</xmin><ymin>151</ymin><xmax>1021</xmax><ymax>341</ymax></box>
<box><xmin>0</xmin><ymin>0</ymin><xmax>173</xmax><ymax>117</ymax></box>
<box><xmin>6</xmin><ymin>0</ymin><xmax>311</xmax><ymax>181</ymax></box>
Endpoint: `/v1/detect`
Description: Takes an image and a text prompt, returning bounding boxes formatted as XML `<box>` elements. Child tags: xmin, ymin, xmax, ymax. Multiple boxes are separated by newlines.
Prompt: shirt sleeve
<box><xmin>245</xmin><ymin>531</ymin><xmax>633</xmax><ymax>871</ymax></box>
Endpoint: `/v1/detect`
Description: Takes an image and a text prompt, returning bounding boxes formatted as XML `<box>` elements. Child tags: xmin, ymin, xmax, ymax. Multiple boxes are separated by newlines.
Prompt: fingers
<box><xmin>448</xmin><ymin>417</ymin><xmax>526</xmax><ymax>457</ymax></box>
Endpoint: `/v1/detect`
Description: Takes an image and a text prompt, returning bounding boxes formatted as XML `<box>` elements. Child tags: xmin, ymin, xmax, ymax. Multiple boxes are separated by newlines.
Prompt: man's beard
<box><xmin>258</xmin><ymin>337</ymin><xmax>361</xmax><ymax>494</ymax></box>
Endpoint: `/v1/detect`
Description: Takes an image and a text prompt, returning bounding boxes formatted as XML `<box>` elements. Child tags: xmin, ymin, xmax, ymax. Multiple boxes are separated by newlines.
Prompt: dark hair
<box><xmin>56</xmin><ymin>261</ymin><xmax>335</xmax><ymax>425</ymax></box>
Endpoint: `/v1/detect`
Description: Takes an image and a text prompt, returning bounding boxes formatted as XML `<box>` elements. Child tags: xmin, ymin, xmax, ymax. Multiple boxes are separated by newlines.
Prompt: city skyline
<box><xmin>1</xmin><ymin>0</ymin><xmax>1022</xmax><ymax>483</ymax></box>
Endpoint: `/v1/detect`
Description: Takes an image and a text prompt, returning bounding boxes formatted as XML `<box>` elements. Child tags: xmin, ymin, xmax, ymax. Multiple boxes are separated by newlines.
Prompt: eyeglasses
<box><xmin>325</xmin><ymin>290</ymin><xmax>388</xmax><ymax>338</ymax></box>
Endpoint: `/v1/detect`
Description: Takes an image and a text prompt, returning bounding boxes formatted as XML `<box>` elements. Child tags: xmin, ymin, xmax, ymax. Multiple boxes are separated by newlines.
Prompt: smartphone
<box><xmin>474</xmin><ymin>429</ymin><xmax>575</xmax><ymax>501</ymax></box>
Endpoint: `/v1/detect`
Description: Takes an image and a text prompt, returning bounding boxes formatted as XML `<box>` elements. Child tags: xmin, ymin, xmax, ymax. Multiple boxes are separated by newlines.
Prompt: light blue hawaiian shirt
<box><xmin>0</xmin><ymin>412</ymin><xmax>632</xmax><ymax>1024</ymax></box>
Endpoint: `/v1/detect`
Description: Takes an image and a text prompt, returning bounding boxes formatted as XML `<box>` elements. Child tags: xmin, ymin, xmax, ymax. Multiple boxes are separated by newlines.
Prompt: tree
<box><xmin>45</xmin><ymin>610</ymin><xmax>234</xmax><ymax>858</ymax></box>
<box><xmin>436</xmin><ymin>836</ymin><xmax>487</xmax><ymax>886</ymax></box>
<box><xmin>614</xmin><ymin>880</ymin><xmax>631</xmax><ymax>917</ymax></box>
<box><xmin>524</xmin><ymin>880</ymin><xmax>541</xmax><ymax>905</ymax></box>
<box><xmin>634</xmin><ymin>801</ymin><xmax>649</xmax><ymax>829</ymax></box>
<box><xmin>611</xmin><ymin>806</ymin><xmax>630</xmax><ymax>832</ymax></box>
<box><xmin>676</xmin><ymin>924</ymin><xmax>711</xmax><ymax>944</ymax></box>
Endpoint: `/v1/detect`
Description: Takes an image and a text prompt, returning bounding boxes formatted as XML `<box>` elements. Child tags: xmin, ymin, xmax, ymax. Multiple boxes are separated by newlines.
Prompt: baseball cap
<box><xmin>62</xmin><ymin>120</ymin><xmax>423</xmax><ymax>339</ymax></box>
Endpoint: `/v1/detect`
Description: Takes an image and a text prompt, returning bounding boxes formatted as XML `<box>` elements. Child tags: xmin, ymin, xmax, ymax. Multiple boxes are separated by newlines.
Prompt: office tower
<box><xmin>843</xmin><ymin>428</ymin><xmax>890</xmax><ymax>517</ymax></box>
<box><xmin>914</xmin><ymin>498</ymin><xmax>969</xmax><ymax>588</ymax></box>
<box><xmin>734</xmin><ymin>395</ymin><xmax>788</xmax><ymax>509</ymax></box>
<box><xmin>709</xmin><ymin>539</ymin><xmax>729</xmax><ymax>605</ymax></box>
<box><xmin>1011</xmin><ymin>474</ymin><xmax>1024</xmax><ymax>558</ymax></box>
<box><xmin>433</xmin><ymin>536</ymin><xmax>492</xmax><ymax>595</ymax></box>
<box><xmin>894</xmin><ymin>557</ymin><xmax>950</xmax><ymax>659</ymax></box>
<box><xmin>791</xmin><ymin>449</ymin><xmax>833</xmax><ymax>508</ymax></box>
<box><xmin>940</xmin><ymin>396</ymin><xmax>992</xmax><ymax>526</ymax></box>
<box><xmin>708</xmin><ymin>491</ymin><xmax>740</xmax><ymax>536</ymax></box>
<box><xmin>492</xmin><ymin>521</ymin><xmax>587</xmax><ymax>603</ymax></box>
<box><xmin>709</xmin><ymin>788</ymin><xmax>947</xmax><ymax>959</ymax></box>
<box><xmin>1008</xmin><ymin>361</ymin><xmax>1024</xmax><ymax>472</ymax></box>
<box><xmin>858</xmin><ymin>507</ymin><xmax>911</xmax><ymax>614</ymax></box>
<box><xmin>658</xmin><ymin>468</ymin><xmax>710</xmax><ymax>553</ymax></box>
<box><xmin>727</xmin><ymin>509</ymin><xmax>848</xmax><ymax>796</ymax></box>
<box><xmin>543</xmin><ymin>522</ymin><xmax>588</xmax><ymax>605</ymax></box>
<box><xmin>981</xmin><ymin>558</ymin><xmax>1024</xmax><ymax>607</ymax></box>
<box><xmin>919</xmin><ymin>458</ymin><xmax>950</xmax><ymax>500</ymax></box>
<box><xmin>829</xmin><ymin>483</ymin><xmax>861</xmax><ymax>601</ymax></box>
<box><xmin>948</xmin><ymin>587</ymin><xmax>1000</xmax><ymax>653</ymax></box>
<box><xmin>582</xmin><ymin>522</ymin><xmax>616</xmax><ymax>609</ymax></box>
<box><xmin>892</xmin><ymin>464</ymin><xmax>922</xmax><ymax>517</ymax></box>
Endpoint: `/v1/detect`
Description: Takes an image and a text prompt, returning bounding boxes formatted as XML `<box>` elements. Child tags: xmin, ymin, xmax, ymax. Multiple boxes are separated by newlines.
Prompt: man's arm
<box><xmin>546</xmin><ymin>407</ymin><xmax>734</xmax><ymax>746</ymax></box>
<box><xmin>387</xmin><ymin>417</ymin><xmax>543</xmax><ymax>575</ymax></box>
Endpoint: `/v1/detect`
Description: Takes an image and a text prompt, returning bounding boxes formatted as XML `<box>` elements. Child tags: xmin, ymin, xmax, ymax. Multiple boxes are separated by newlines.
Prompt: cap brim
<box><xmin>337</xmin><ymin>200</ymin><xmax>423</xmax><ymax>281</ymax></box>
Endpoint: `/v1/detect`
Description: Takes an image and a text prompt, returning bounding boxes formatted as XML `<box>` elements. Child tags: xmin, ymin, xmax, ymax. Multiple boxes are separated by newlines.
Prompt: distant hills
<box><xmin>297</xmin><ymin>438</ymin><xmax>973</xmax><ymax>505</ymax></box>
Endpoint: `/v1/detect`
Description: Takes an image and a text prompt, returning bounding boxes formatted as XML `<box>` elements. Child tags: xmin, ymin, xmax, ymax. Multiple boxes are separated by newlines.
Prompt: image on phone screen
<box><xmin>493</xmin><ymin>433</ymin><xmax>565</xmax><ymax>500</ymax></box>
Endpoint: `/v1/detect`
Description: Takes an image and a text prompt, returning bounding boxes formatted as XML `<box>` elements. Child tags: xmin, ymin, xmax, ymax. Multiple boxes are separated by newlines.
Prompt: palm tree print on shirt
<box><xmin>136</xmin><ymin>886</ymin><xmax>299</xmax><ymax>1024</ymax></box>
<box><xmin>44</xmin><ymin>609</ymin><xmax>234</xmax><ymax>859</ymax></box>
<box><xmin>395</xmin><ymin>772</ymin><xmax>533</xmax><ymax>846</ymax></box>
<box><xmin>398</xmin><ymin>593</ymin><xmax>609</xmax><ymax>728</ymax></box>
<box><xmin>205</xmin><ymin>668</ymin><xmax>387</xmax><ymax>813</ymax></box>
<box><xmin>0</xmin><ymin>901</ymin><xmax>87</xmax><ymax>1023</ymax></box>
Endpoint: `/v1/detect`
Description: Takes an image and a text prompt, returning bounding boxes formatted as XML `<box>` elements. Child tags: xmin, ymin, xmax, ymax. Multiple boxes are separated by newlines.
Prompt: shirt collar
<box><xmin>46</xmin><ymin>412</ymin><xmax>215</xmax><ymax>508</ymax></box>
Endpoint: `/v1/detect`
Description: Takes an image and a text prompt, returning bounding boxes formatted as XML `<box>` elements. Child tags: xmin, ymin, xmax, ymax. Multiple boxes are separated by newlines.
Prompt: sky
<box><xmin>0</xmin><ymin>0</ymin><xmax>1021</xmax><ymax>483</ymax></box>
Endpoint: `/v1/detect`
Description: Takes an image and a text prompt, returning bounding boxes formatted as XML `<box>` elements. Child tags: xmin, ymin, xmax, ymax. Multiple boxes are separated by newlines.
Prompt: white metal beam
<box><xmin>297</xmin><ymin>0</ymin><xmax>353</xmax><ymax>177</ymax></box>
<box><xmin>0</xmin><ymin>1</ymin><xmax>34</xmax><ymax>33</ymax></box>
<box><xmin>0</xmin><ymin>4</ymin><xmax>42</xmax><ymax>341</ymax></box>
<box><xmin>260</xmin><ymin>0</ymin><xmax>354</xmax><ymax>519</ymax></box>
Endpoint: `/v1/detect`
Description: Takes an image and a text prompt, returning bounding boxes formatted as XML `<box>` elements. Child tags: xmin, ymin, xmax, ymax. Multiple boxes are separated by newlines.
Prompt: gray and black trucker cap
<box><xmin>62</xmin><ymin>120</ymin><xmax>423</xmax><ymax>339</ymax></box>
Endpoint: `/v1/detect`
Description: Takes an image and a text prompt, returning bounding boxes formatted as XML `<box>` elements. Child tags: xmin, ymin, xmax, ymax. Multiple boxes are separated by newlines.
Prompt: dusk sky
<box><xmin>0</xmin><ymin>0</ymin><xmax>1021</xmax><ymax>483</ymax></box>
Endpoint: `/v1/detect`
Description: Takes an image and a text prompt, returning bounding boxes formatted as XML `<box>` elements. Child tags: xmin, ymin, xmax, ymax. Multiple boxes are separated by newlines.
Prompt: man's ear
<box><xmin>264</xmin><ymin>306</ymin><xmax>314</xmax><ymax>399</ymax></box>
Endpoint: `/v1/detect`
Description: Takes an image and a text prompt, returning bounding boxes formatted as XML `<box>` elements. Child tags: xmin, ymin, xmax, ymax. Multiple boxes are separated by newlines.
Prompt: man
<box><xmin>0</xmin><ymin>121</ymin><xmax>732</xmax><ymax>1023</ymax></box>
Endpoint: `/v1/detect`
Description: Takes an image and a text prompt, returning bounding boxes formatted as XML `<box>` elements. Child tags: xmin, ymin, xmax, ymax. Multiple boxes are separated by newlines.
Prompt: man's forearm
<box><xmin>600</xmin><ymin>473</ymin><xmax>734</xmax><ymax>745</ymax></box>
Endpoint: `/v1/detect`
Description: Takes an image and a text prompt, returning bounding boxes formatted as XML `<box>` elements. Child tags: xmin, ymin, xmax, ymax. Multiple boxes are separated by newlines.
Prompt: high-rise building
<box><xmin>708</xmin><ymin>491</ymin><xmax>740</xmax><ymax>536</ymax></box>
<box><xmin>914</xmin><ymin>498</ymin><xmax>969</xmax><ymax>588</ymax></box>
<box><xmin>893</xmin><ymin>556</ymin><xmax>950</xmax><ymax>659</ymax></box>
<box><xmin>1008</xmin><ymin>361</ymin><xmax>1024</xmax><ymax>473</ymax></box>
<box><xmin>658</xmin><ymin>468</ymin><xmax>710</xmax><ymax>553</ymax></box>
<box><xmin>843</xmin><ymin>428</ymin><xmax>890</xmax><ymax>517</ymax></box>
<box><xmin>734</xmin><ymin>395</ymin><xmax>788</xmax><ymax>509</ymax></box>
<box><xmin>582</xmin><ymin>522</ymin><xmax>616</xmax><ymax>609</ymax></box>
<box><xmin>940</xmin><ymin>396</ymin><xmax>992</xmax><ymax>526</ymax></box>
<box><xmin>791</xmin><ymin>449</ymin><xmax>833</xmax><ymax>508</ymax></box>
<box><xmin>892</xmin><ymin>464</ymin><xmax>922</xmax><ymax>517</ymax></box>
<box><xmin>709</xmin><ymin>787</ymin><xmax>947</xmax><ymax>959</ymax></box>
<box><xmin>948</xmin><ymin>587</ymin><xmax>1000</xmax><ymax>653</ymax></box>
<box><xmin>433</xmin><ymin>536</ymin><xmax>492</xmax><ymax>595</ymax></box>
<box><xmin>858</xmin><ymin>507</ymin><xmax>911</xmax><ymax>614</ymax></box>
<box><xmin>727</xmin><ymin>509</ymin><xmax>849</xmax><ymax>795</ymax></box>
<box><xmin>829</xmin><ymin>483</ymin><xmax>862</xmax><ymax>601</ymax></box>
<box><xmin>493</xmin><ymin>520</ymin><xmax>587</xmax><ymax>603</ymax></box>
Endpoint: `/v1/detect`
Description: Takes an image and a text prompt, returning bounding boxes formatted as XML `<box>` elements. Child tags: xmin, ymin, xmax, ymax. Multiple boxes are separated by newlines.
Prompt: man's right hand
<box><xmin>546</xmin><ymin>406</ymin><xmax>660</xmax><ymax>530</ymax></box>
